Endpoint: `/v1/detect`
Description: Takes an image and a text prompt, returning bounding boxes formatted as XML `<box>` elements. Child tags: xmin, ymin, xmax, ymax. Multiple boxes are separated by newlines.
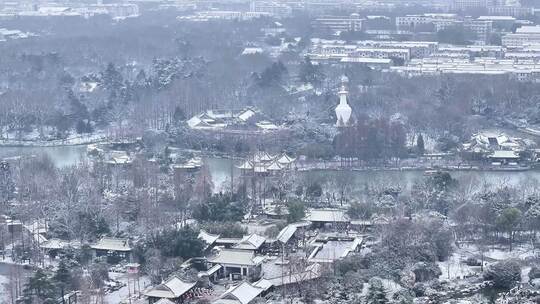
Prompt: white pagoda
<box><xmin>335</xmin><ymin>75</ymin><xmax>352</xmax><ymax>127</ymax></box>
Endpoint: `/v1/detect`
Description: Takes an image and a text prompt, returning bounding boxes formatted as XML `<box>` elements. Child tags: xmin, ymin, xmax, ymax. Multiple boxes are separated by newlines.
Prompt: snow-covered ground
<box><xmin>438</xmin><ymin>243</ymin><xmax>538</xmax><ymax>281</ymax></box>
<box><xmin>438</xmin><ymin>250</ymin><xmax>480</xmax><ymax>281</ymax></box>
<box><xmin>0</xmin><ymin>130</ymin><xmax>109</xmax><ymax>147</ymax></box>
<box><xmin>104</xmin><ymin>271</ymin><xmax>151</xmax><ymax>304</ymax></box>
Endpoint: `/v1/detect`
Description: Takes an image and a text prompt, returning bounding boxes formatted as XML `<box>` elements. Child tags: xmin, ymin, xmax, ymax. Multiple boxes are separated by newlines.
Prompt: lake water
<box><xmin>1</xmin><ymin>145</ymin><xmax>540</xmax><ymax>192</ymax></box>
<box><xmin>0</xmin><ymin>145</ymin><xmax>88</xmax><ymax>168</ymax></box>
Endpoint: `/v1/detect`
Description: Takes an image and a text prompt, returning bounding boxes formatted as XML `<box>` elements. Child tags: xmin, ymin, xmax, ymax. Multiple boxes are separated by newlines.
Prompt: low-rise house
<box><xmin>213</xmin><ymin>281</ymin><xmax>266</xmax><ymax>304</ymax></box>
<box><xmin>258</xmin><ymin>262</ymin><xmax>323</xmax><ymax>289</ymax></box>
<box><xmin>104</xmin><ymin>150</ymin><xmax>133</xmax><ymax>166</ymax></box>
<box><xmin>307</xmin><ymin>236</ymin><xmax>361</xmax><ymax>263</ymax></box>
<box><xmin>144</xmin><ymin>276</ymin><xmax>197</xmax><ymax>303</ymax></box>
<box><xmin>153</xmin><ymin>299</ymin><xmax>175</xmax><ymax>304</ymax></box>
<box><xmin>208</xmin><ymin>249</ymin><xmax>265</xmax><ymax>281</ymax></box>
<box><xmin>305</xmin><ymin>209</ymin><xmax>350</xmax><ymax>229</ymax></box>
<box><xmin>233</xmin><ymin>234</ymin><xmax>266</xmax><ymax>252</ymax></box>
<box><xmin>460</xmin><ymin>131</ymin><xmax>532</xmax><ymax>162</ymax></box>
<box><xmin>488</xmin><ymin>150</ymin><xmax>521</xmax><ymax>166</ymax></box>
<box><xmin>91</xmin><ymin>237</ymin><xmax>131</xmax><ymax>262</ymax></box>
<box><xmin>275</xmin><ymin>222</ymin><xmax>310</xmax><ymax>248</ymax></box>
<box><xmin>215</xmin><ymin>237</ymin><xmax>243</xmax><ymax>248</ymax></box>
<box><xmin>198</xmin><ymin>264</ymin><xmax>223</xmax><ymax>283</ymax></box>
<box><xmin>187</xmin><ymin>108</ymin><xmax>279</xmax><ymax>133</ymax></box>
<box><xmin>40</xmin><ymin>238</ymin><xmax>81</xmax><ymax>258</ymax></box>
<box><xmin>199</xmin><ymin>230</ymin><xmax>220</xmax><ymax>251</ymax></box>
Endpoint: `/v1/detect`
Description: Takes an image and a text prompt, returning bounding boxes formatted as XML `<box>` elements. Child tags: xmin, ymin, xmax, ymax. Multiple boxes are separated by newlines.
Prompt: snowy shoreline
<box><xmin>0</xmin><ymin>133</ymin><xmax>110</xmax><ymax>147</ymax></box>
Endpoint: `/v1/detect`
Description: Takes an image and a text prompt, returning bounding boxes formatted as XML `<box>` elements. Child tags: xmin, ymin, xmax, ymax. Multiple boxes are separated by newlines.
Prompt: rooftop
<box><xmin>305</xmin><ymin>209</ymin><xmax>350</xmax><ymax>223</ymax></box>
<box><xmin>489</xmin><ymin>150</ymin><xmax>520</xmax><ymax>159</ymax></box>
<box><xmin>91</xmin><ymin>237</ymin><xmax>131</xmax><ymax>252</ymax></box>
<box><xmin>144</xmin><ymin>276</ymin><xmax>196</xmax><ymax>299</ymax></box>
<box><xmin>234</xmin><ymin>234</ymin><xmax>266</xmax><ymax>250</ymax></box>
<box><xmin>209</xmin><ymin>249</ymin><xmax>263</xmax><ymax>266</ymax></box>
<box><xmin>308</xmin><ymin>238</ymin><xmax>361</xmax><ymax>263</ymax></box>
<box><xmin>214</xmin><ymin>281</ymin><xmax>265</xmax><ymax>304</ymax></box>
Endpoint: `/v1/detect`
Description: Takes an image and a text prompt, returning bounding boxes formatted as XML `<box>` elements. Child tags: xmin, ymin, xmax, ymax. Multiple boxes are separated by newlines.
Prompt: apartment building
<box><xmin>312</xmin><ymin>14</ymin><xmax>363</xmax><ymax>33</ymax></box>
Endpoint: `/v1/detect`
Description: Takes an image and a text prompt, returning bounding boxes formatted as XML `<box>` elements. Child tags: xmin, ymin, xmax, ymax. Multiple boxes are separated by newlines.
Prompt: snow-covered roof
<box><xmin>198</xmin><ymin>264</ymin><xmax>222</xmax><ymax>278</ymax></box>
<box><xmin>145</xmin><ymin>276</ymin><xmax>196</xmax><ymax>299</ymax></box>
<box><xmin>209</xmin><ymin>249</ymin><xmax>262</xmax><ymax>266</ymax></box>
<box><xmin>215</xmin><ymin>282</ymin><xmax>265</xmax><ymax>304</ymax></box>
<box><xmin>517</xmin><ymin>25</ymin><xmax>540</xmax><ymax>34</ymax></box>
<box><xmin>187</xmin><ymin>116</ymin><xmax>205</xmax><ymax>128</ymax></box>
<box><xmin>40</xmin><ymin>238</ymin><xmax>81</xmax><ymax>250</ymax></box>
<box><xmin>173</xmin><ymin>157</ymin><xmax>203</xmax><ymax>170</ymax></box>
<box><xmin>305</xmin><ymin>209</ymin><xmax>350</xmax><ymax>223</ymax></box>
<box><xmin>154</xmin><ymin>299</ymin><xmax>175</xmax><ymax>304</ymax></box>
<box><xmin>187</xmin><ymin>107</ymin><xmax>279</xmax><ymax>132</ymax></box>
<box><xmin>234</xmin><ymin>234</ymin><xmax>266</xmax><ymax>250</ymax></box>
<box><xmin>237</xmin><ymin>160</ymin><xmax>254</xmax><ymax>170</ymax></box>
<box><xmin>238</xmin><ymin>109</ymin><xmax>257</xmax><ymax>121</ymax></box>
<box><xmin>276</xmin><ymin>224</ymin><xmax>299</xmax><ymax>244</ymax></box>
<box><xmin>253</xmin><ymin>151</ymin><xmax>273</xmax><ymax>162</ymax></box>
<box><xmin>264</xmin><ymin>263</ymin><xmax>322</xmax><ymax>286</ymax></box>
<box><xmin>199</xmin><ymin>230</ymin><xmax>220</xmax><ymax>246</ymax></box>
<box><xmin>24</xmin><ymin>220</ymin><xmax>48</xmax><ymax>234</ymax></box>
<box><xmin>91</xmin><ymin>237</ymin><xmax>131</xmax><ymax>252</ymax></box>
<box><xmin>266</xmin><ymin>161</ymin><xmax>282</xmax><ymax>171</ymax></box>
<box><xmin>253</xmin><ymin>279</ymin><xmax>273</xmax><ymax>290</ymax></box>
<box><xmin>255</xmin><ymin>121</ymin><xmax>279</xmax><ymax>130</ymax></box>
<box><xmin>489</xmin><ymin>150</ymin><xmax>520</xmax><ymax>159</ymax></box>
<box><xmin>242</xmin><ymin>48</ymin><xmax>263</xmax><ymax>55</ymax></box>
<box><xmin>478</xmin><ymin>15</ymin><xmax>515</xmax><ymax>21</ymax></box>
<box><xmin>216</xmin><ymin>237</ymin><xmax>243</xmax><ymax>245</ymax></box>
<box><xmin>277</xmin><ymin>154</ymin><xmax>295</xmax><ymax>164</ymax></box>
<box><xmin>105</xmin><ymin>151</ymin><xmax>133</xmax><ymax>165</ymax></box>
<box><xmin>308</xmin><ymin>238</ymin><xmax>361</xmax><ymax>263</ymax></box>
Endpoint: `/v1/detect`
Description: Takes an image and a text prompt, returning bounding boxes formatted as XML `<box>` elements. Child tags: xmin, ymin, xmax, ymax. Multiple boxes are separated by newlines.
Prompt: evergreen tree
<box><xmin>417</xmin><ymin>134</ymin><xmax>425</xmax><ymax>156</ymax></box>
<box><xmin>152</xmin><ymin>226</ymin><xmax>205</xmax><ymax>259</ymax></box>
<box><xmin>134</xmin><ymin>69</ymin><xmax>149</xmax><ymax>88</ymax></box>
<box><xmin>299</xmin><ymin>56</ymin><xmax>323</xmax><ymax>85</ymax></box>
<box><xmin>287</xmin><ymin>200</ymin><xmax>306</xmax><ymax>223</ymax></box>
<box><xmin>0</xmin><ymin>161</ymin><xmax>15</xmax><ymax>203</ymax></box>
<box><xmin>54</xmin><ymin>260</ymin><xmax>72</xmax><ymax>304</ymax></box>
<box><xmin>23</xmin><ymin>269</ymin><xmax>56</xmax><ymax>303</ymax></box>
<box><xmin>256</xmin><ymin>61</ymin><xmax>287</xmax><ymax>87</ymax></box>
<box><xmin>365</xmin><ymin>278</ymin><xmax>388</xmax><ymax>304</ymax></box>
<box><xmin>173</xmin><ymin>106</ymin><xmax>186</xmax><ymax>123</ymax></box>
<box><xmin>101</xmin><ymin>63</ymin><xmax>124</xmax><ymax>104</ymax></box>
<box><xmin>101</xmin><ymin>63</ymin><xmax>123</xmax><ymax>92</ymax></box>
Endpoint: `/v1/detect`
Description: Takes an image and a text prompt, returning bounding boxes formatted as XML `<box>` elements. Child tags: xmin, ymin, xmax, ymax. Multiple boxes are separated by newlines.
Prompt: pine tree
<box><xmin>417</xmin><ymin>134</ymin><xmax>425</xmax><ymax>156</ymax></box>
<box><xmin>101</xmin><ymin>63</ymin><xmax>123</xmax><ymax>92</ymax></box>
<box><xmin>54</xmin><ymin>260</ymin><xmax>72</xmax><ymax>304</ymax></box>
<box><xmin>0</xmin><ymin>161</ymin><xmax>15</xmax><ymax>203</ymax></box>
<box><xmin>299</xmin><ymin>56</ymin><xmax>323</xmax><ymax>85</ymax></box>
<box><xmin>173</xmin><ymin>106</ymin><xmax>186</xmax><ymax>123</ymax></box>
<box><xmin>365</xmin><ymin>278</ymin><xmax>388</xmax><ymax>304</ymax></box>
<box><xmin>23</xmin><ymin>269</ymin><xmax>56</xmax><ymax>303</ymax></box>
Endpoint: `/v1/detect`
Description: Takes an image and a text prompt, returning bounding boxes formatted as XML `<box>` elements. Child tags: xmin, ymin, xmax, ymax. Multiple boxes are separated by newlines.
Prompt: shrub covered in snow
<box><xmin>484</xmin><ymin>260</ymin><xmax>521</xmax><ymax>289</ymax></box>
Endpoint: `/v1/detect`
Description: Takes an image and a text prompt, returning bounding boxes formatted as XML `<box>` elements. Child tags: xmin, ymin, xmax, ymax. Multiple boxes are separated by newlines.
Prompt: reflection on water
<box><xmin>206</xmin><ymin>158</ymin><xmax>540</xmax><ymax>194</ymax></box>
<box><xmin>0</xmin><ymin>145</ymin><xmax>88</xmax><ymax>168</ymax></box>
<box><xmin>1</xmin><ymin>146</ymin><xmax>539</xmax><ymax>193</ymax></box>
